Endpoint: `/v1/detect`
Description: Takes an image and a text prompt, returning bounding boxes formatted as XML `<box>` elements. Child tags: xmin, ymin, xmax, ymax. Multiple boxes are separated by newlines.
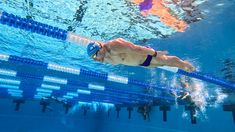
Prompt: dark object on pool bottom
<box><xmin>116</xmin><ymin>106</ymin><xmax>121</xmax><ymax>118</ymax></box>
<box><xmin>185</xmin><ymin>105</ymin><xmax>197</xmax><ymax>124</ymax></box>
<box><xmin>40</xmin><ymin>99</ymin><xmax>53</xmax><ymax>113</ymax></box>
<box><xmin>223</xmin><ymin>104</ymin><xmax>235</xmax><ymax>124</ymax></box>
<box><xmin>81</xmin><ymin>105</ymin><xmax>90</xmax><ymax>116</ymax></box>
<box><xmin>127</xmin><ymin>107</ymin><xmax>134</xmax><ymax>119</ymax></box>
<box><xmin>13</xmin><ymin>99</ymin><xmax>25</xmax><ymax>111</ymax></box>
<box><xmin>63</xmin><ymin>103</ymin><xmax>72</xmax><ymax>114</ymax></box>
<box><xmin>160</xmin><ymin>105</ymin><xmax>171</xmax><ymax>122</ymax></box>
<box><xmin>107</xmin><ymin>108</ymin><xmax>111</xmax><ymax>117</ymax></box>
<box><xmin>137</xmin><ymin>105</ymin><xmax>151</xmax><ymax>120</ymax></box>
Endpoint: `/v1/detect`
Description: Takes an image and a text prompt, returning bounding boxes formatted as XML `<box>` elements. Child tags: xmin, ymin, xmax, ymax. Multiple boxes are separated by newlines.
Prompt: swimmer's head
<box><xmin>87</xmin><ymin>42</ymin><xmax>102</xmax><ymax>57</ymax></box>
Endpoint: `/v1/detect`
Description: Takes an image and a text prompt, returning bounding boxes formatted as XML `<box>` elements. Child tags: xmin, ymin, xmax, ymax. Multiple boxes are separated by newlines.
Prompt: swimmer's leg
<box><xmin>180</xmin><ymin>76</ymin><xmax>190</xmax><ymax>88</ymax></box>
<box><xmin>151</xmin><ymin>55</ymin><xmax>195</xmax><ymax>72</ymax></box>
<box><xmin>178</xmin><ymin>76</ymin><xmax>192</xmax><ymax>101</ymax></box>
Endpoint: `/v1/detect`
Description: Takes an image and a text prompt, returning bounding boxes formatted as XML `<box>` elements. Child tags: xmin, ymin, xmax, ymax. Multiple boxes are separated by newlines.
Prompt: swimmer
<box><xmin>178</xmin><ymin>76</ymin><xmax>191</xmax><ymax>100</ymax></box>
<box><xmin>87</xmin><ymin>38</ymin><xmax>195</xmax><ymax>72</ymax></box>
<box><xmin>169</xmin><ymin>76</ymin><xmax>191</xmax><ymax>100</ymax></box>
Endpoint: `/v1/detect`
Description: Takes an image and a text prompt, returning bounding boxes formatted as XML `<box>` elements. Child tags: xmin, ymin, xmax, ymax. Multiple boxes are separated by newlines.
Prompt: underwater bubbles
<box><xmin>213</xmin><ymin>89</ymin><xmax>228</xmax><ymax>108</ymax></box>
<box><xmin>190</xmin><ymin>79</ymin><xmax>208</xmax><ymax>111</ymax></box>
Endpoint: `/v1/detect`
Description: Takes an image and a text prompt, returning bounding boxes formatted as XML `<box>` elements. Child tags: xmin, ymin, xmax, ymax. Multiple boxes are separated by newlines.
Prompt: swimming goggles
<box><xmin>92</xmin><ymin>43</ymin><xmax>103</xmax><ymax>59</ymax></box>
<box><xmin>92</xmin><ymin>52</ymin><xmax>98</xmax><ymax>59</ymax></box>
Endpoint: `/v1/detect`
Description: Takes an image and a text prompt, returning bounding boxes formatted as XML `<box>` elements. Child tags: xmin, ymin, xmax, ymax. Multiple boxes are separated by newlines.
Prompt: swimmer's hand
<box><xmin>157</xmin><ymin>51</ymin><xmax>169</xmax><ymax>56</ymax></box>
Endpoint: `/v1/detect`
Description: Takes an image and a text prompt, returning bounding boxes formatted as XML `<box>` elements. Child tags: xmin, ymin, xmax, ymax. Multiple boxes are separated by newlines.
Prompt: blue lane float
<box><xmin>0</xmin><ymin>57</ymin><xmax>178</xmax><ymax>106</ymax></box>
<box><xmin>159</xmin><ymin>66</ymin><xmax>235</xmax><ymax>90</ymax></box>
<box><xmin>0</xmin><ymin>91</ymin><xmax>123</xmax><ymax>105</ymax></box>
<box><xmin>0</xmin><ymin>11</ymin><xmax>234</xmax><ymax>90</ymax></box>
<box><xmin>1</xmin><ymin>53</ymin><xmax>235</xmax><ymax>93</ymax></box>
<box><xmin>0</xmin><ymin>11</ymin><xmax>67</xmax><ymax>40</ymax></box>
<box><xmin>0</xmin><ymin>73</ymin><xmax>177</xmax><ymax>107</ymax></box>
<box><xmin>177</xmin><ymin>69</ymin><xmax>235</xmax><ymax>90</ymax></box>
<box><xmin>0</xmin><ymin>83</ymin><xmax>128</xmax><ymax>105</ymax></box>
<box><xmin>0</xmin><ymin>54</ymin><xmax>185</xmax><ymax>94</ymax></box>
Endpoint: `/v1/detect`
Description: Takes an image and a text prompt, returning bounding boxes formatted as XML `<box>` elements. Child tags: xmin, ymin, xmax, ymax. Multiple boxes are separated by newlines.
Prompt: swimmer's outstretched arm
<box><xmin>67</xmin><ymin>32</ymin><xmax>101</xmax><ymax>46</ymax></box>
<box><xmin>105</xmin><ymin>38</ymin><xmax>168</xmax><ymax>56</ymax></box>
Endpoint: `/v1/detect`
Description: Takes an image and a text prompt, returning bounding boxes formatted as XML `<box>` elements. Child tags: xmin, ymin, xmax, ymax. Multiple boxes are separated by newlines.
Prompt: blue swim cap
<box><xmin>87</xmin><ymin>42</ymin><xmax>101</xmax><ymax>57</ymax></box>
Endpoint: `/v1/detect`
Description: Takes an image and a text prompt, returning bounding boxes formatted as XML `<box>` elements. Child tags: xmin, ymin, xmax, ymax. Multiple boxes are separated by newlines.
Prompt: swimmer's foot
<box><xmin>178</xmin><ymin>92</ymin><xmax>190</xmax><ymax>100</ymax></box>
<box><xmin>170</xmin><ymin>91</ymin><xmax>190</xmax><ymax>101</ymax></box>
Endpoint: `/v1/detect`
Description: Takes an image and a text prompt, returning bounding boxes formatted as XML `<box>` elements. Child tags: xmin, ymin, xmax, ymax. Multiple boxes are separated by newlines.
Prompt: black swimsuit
<box><xmin>139</xmin><ymin>46</ymin><xmax>154</xmax><ymax>67</ymax></box>
<box><xmin>139</xmin><ymin>55</ymin><xmax>152</xmax><ymax>67</ymax></box>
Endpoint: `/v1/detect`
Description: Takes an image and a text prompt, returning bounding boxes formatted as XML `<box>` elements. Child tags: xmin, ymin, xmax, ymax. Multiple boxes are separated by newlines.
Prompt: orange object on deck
<box><xmin>131</xmin><ymin>0</ymin><xmax>188</xmax><ymax>32</ymax></box>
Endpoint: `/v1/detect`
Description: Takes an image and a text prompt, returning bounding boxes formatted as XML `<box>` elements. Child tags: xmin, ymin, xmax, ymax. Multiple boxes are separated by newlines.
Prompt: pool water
<box><xmin>0</xmin><ymin>0</ymin><xmax>235</xmax><ymax>132</ymax></box>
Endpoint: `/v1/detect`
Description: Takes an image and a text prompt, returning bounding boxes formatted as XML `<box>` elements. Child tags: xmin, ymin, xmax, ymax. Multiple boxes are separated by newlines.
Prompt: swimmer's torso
<box><xmin>103</xmin><ymin>50</ymin><xmax>147</xmax><ymax>66</ymax></box>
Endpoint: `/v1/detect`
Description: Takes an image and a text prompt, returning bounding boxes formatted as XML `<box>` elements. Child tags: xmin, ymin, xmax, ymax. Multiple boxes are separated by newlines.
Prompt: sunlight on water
<box><xmin>90</xmin><ymin>102</ymin><xmax>114</xmax><ymax>112</ymax></box>
<box><xmin>68</xmin><ymin>102</ymin><xmax>114</xmax><ymax>115</ymax></box>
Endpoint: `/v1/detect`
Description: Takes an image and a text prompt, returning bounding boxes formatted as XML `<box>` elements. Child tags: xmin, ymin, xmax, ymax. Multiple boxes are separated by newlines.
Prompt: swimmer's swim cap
<box><xmin>87</xmin><ymin>42</ymin><xmax>101</xmax><ymax>57</ymax></box>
